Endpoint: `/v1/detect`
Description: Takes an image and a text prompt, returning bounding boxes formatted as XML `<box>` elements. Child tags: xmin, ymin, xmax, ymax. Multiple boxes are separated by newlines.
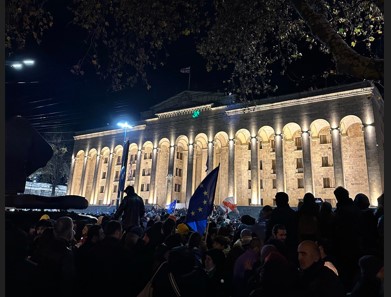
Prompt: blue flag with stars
<box><xmin>167</xmin><ymin>199</ymin><xmax>177</xmax><ymax>214</ymax></box>
<box><xmin>186</xmin><ymin>165</ymin><xmax>220</xmax><ymax>235</ymax></box>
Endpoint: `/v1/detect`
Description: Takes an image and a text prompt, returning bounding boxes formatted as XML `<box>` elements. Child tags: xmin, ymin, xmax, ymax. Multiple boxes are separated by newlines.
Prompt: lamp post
<box><xmin>116</xmin><ymin>122</ymin><xmax>132</xmax><ymax>209</ymax></box>
<box><xmin>6</xmin><ymin>59</ymin><xmax>36</xmax><ymax>70</ymax></box>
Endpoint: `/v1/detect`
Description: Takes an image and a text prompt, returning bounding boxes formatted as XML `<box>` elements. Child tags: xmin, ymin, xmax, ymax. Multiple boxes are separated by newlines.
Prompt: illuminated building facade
<box><xmin>68</xmin><ymin>81</ymin><xmax>384</xmax><ymax>208</ymax></box>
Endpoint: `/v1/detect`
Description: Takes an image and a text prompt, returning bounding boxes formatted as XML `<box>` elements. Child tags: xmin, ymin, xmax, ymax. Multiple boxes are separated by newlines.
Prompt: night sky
<box><xmin>5</xmin><ymin>3</ymin><xmax>364</xmax><ymax>136</ymax></box>
<box><xmin>5</xmin><ymin>4</ymin><xmax>229</xmax><ymax>135</ymax></box>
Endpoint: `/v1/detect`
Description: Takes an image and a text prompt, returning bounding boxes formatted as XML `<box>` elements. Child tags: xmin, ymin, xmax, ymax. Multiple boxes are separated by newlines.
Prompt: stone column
<box><xmin>228</xmin><ymin>139</ymin><xmax>235</xmax><ymax>198</ymax></box>
<box><xmin>363</xmin><ymin>124</ymin><xmax>383</xmax><ymax>205</ymax></box>
<box><xmin>186</xmin><ymin>143</ymin><xmax>195</xmax><ymax>201</ymax></box>
<box><xmin>104</xmin><ymin>152</ymin><xmax>114</xmax><ymax>204</ymax></box>
<box><xmin>67</xmin><ymin>155</ymin><xmax>76</xmax><ymax>195</ymax></box>
<box><xmin>302</xmin><ymin>131</ymin><xmax>314</xmax><ymax>193</ymax></box>
<box><xmin>134</xmin><ymin>149</ymin><xmax>142</xmax><ymax>193</ymax></box>
<box><xmin>149</xmin><ymin>147</ymin><xmax>158</xmax><ymax>204</ymax></box>
<box><xmin>91</xmin><ymin>154</ymin><xmax>101</xmax><ymax>205</ymax></box>
<box><xmin>207</xmin><ymin>140</ymin><xmax>214</xmax><ymax>173</ymax></box>
<box><xmin>250</xmin><ymin>136</ymin><xmax>259</xmax><ymax>205</ymax></box>
<box><xmin>275</xmin><ymin>134</ymin><xmax>285</xmax><ymax>192</ymax></box>
<box><xmin>166</xmin><ymin>144</ymin><xmax>176</xmax><ymax>204</ymax></box>
<box><xmin>331</xmin><ymin>127</ymin><xmax>344</xmax><ymax>187</ymax></box>
<box><xmin>79</xmin><ymin>155</ymin><xmax>88</xmax><ymax>196</ymax></box>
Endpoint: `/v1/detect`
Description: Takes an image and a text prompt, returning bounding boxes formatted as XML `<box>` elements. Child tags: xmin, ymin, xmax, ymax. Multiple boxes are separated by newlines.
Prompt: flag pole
<box><xmin>204</xmin><ymin>215</ymin><xmax>212</xmax><ymax>242</ymax></box>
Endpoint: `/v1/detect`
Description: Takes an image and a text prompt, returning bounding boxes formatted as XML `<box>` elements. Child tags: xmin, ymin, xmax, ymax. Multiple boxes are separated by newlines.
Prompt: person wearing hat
<box><xmin>113</xmin><ymin>185</ymin><xmax>145</xmax><ymax>231</ymax></box>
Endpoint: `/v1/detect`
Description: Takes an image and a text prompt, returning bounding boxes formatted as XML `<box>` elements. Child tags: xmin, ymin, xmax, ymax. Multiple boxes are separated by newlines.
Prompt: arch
<box><xmin>258</xmin><ymin>126</ymin><xmax>275</xmax><ymax>142</ymax></box>
<box><xmin>213</xmin><ymin>131</ymin><xmax>229</xmax><ymax>205</ymax></box>
<box><xmin>143</xmin><ymin>141</ymin><xmax>154</xmax><ymax>149</ymax></box>
<box><xmin>310</xmin><ymin>119</ymin><xmax>331</xmax><ymax>138</ymax></box>
<box><xmin>83</xmin><ymin>148</ymin><xmax>98</xmax><ymax>202</ymax></box>
<box><xmin>214</xmin><ymin>131</ymin><xmax>229</xmax><ymax>149</ymax></box>
<box><xmin>176</xmin><ymin>135</ymin><xmax>190</xmax><ymax>151</ymax></box>
<box><xmin>193</xmin><ymin>133</ymin><xmax>207</xmax><ymax>150</ymax></box>
<box><xmin>282</xmin><ymin>122</ymin><xmax>302</xmax><ymax>141</ymax></box>
<box><xmin>235</xmin><ymin>129</ymin><xmax>251</xmax><ymax>145</ymax></box>
<box><xmin>340</xmin><ymin>115</ymin><xmax>363</xmax><ymax>135</ymax></box>
<box><xmin>71</xmin><ymin>150</ymin><xmax>86</xmax><ymax>195</ymax></box>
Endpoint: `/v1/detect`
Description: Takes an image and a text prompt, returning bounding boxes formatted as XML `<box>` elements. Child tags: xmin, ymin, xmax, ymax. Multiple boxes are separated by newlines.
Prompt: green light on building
<box><xmin>192</xmin><ymin>109</ymin><xmax>200</xmax><ymax>118</ymax></box>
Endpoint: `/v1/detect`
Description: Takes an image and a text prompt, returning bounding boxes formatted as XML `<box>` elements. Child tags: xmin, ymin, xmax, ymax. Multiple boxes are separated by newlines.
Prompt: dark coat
<box><xmin>114</xmin><ymin>193</ymin><xmax>145</xmax><ymax>230</ymax></box>
<box><xmin>298</xmin><ymin>260</ymin><xmax>346</xmax><ymax>297</ymax></box>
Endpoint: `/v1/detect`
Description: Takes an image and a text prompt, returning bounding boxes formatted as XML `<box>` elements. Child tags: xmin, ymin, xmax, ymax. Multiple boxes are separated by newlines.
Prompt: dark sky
<box><xmin>5</xmin><ymin>5</ymin><xmax>229</xmax><ymax>135</ymax></box>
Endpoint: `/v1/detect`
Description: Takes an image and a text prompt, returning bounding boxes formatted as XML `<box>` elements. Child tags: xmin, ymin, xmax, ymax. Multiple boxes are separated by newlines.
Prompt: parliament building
<box><xmin>68</xmin><ymin>81</ymin><xmax>384</xmax><ymax>208</ymax></box>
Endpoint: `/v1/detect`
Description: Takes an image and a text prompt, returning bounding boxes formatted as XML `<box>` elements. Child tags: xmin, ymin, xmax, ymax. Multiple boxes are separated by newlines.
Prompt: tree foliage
<box><xmin>5</xmin><ymin>0</ymin><xmax>53</xmax><ymax>51</ymax></box>
<box><xmin>6</xmin><ymin>0</ymin><xmax>383</xmax><ymax>99</ymax></box>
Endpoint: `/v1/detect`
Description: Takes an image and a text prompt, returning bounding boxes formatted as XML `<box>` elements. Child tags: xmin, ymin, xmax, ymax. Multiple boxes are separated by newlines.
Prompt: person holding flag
<box><xmin>186</xmin><ymin>165</ymin><xmax>220</xmax><ymax>235</ymax></box>
<box><xmin>166</xmin><ymin>199</ymin><xmax>177</xmax><ymax>215</ymax></box>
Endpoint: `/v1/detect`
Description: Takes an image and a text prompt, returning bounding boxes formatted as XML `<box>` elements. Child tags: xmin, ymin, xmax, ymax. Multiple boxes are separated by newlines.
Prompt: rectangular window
<box><xmin>144</xmin><ymin>153</ymin><xmax>148</xmax><ymax>160</ymax></box>
<box><xmin>320</xmin><ymin>135</ymin><xmax>330</xmax><ymax>144</ymax></box>
<box><xmin>142</xmin><ymin>169</ymin><xmax>146</xmax><ymax>176</ymax></box>
<box><xmin>260</xmin><ymin>198</ymin><xmax>264</xmax><ymax>206</ymax></box>
<box><xmin>104</xmin><ymin>157</ymin><xmax>108</xmax><ymax>164</ymax></box>
<box><xmin>141</xmin><ymin>184</ymin><xmax>145</xmax><ymax>191</ymax></box>
<box><xmin>102</xmin><ymin>172</ymin><xmax>107</xmax><ymax>179</ymax></box>
<box><xmin>146</xmin><ymin>184</ymin><xmax>150</xmax><ymax>191</ymax></box>
<box><xmin>271</xmin><ymin>159</ymin><xmax>276</xmax><ymax>174</ymax></box>
<box><xmin>248</xmin><ymin>143</ymin><xmax>251</xmax><ymax>150</ymax></box>
<box><xmin>100</xmin><ymin>186</ymin><xmax>104</xmax><ymax>193</ymax></box>
<box><xmin>323</xmin><ymin>177</ymin><xmax>331</xmax><ymax>188</ymax></box>
<box><xmin>115</xmin><ymin>171</ymin><xmax>119</xmax><ymax>179</ymax></box>
<box><xmin>98</xmin><ymin>199</ymin><xmax>103</xmax><ymax>205</ymax></box>
<box><xmin>298</xmin><ymin>178</ymin><xmax>304</xmax><ymax>188</ymax></box>
<box><xmin>248</xmin><ymin>198</ymin><xmax>252</xmax><ymax>206</ymax></box>
<box><xmin>113</xmin><ymin>185</ymin><xmax>118</xmax><ymax>193</ymax></box>
<box><xmin>117</xmin><ymin>156</ymin><xmax>122</xmax><ymax>165</ymax></box>
<box><xmin>248</xmin><ymin>180</ymin><xmax>252</xmax><ymax>189</ymax></box>
<box><xmin>259</xmin><ymin>160</ymin><xmax>263</xmax><ymax>170</ymax></box>
<box><xmin>174</xmin><ymin>184</ymin><xmax>181</xmax><ymax>192</ymax></box>
<box><xmin>322</xmin><ymin>156</ymin><xmax>329</xmax><ymax>167</ymax></box>
<box><xmin>259</xmin><ymin>142</ymin><xmax>263</xmax><ymax>150</ymax></box>
<box><xmin>296</xmin><ymin>158</ymin><xmax>304</xmax><ymax>173</ymax></box>
<box><xmin>175</xmin><ymin>168</ymin><xmax>183</xmax><ymax>177</ymax></box>
<box><xmin>130</xmin><ymin>155</ymin><xmax>134</xmax><ymax>162</ymax></box>
<box><xmin>295</xmin><ymin>137</ymin><xmax>302</xmax><ymax>150</ymax></box>
<box><xmin>248</xmin><ymin>161</ymin><xmax>251</xmax><ymax>171</ymax></box>
<box><xmin>176</xmin><ymin>152</ymin><xmax>183</xmax><ymax>160</ymax></box>
<box><xmin>260</xmin><ymin>179</ymin><xmax>263</xmax><ymax>189</ymax></box>
<box><xmin>272</xmin><ymin>179</ymin><xmax>277</xmax><ymax>189</ymax></box>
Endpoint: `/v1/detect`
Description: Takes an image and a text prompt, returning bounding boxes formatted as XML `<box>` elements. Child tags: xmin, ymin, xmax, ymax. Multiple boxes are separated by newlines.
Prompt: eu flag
<box><xmin>167</xmin><ymin>199</ymin><xmax>177</xmax><ymax>214</ymax></box>
<box><xmin>186</xmin><ymin>165</ymin><xmax>220</xmax><ymax>235</ymax></box>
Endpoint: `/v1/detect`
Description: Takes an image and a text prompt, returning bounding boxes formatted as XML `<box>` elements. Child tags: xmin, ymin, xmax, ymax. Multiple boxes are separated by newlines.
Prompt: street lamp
<box><xmin>116</xmin><ymin>121</ymin><xmax>133</xmax><ymax>209</ymax></box>
<box><xmin>6</xmin><ymin>59</ymin><xmax>36</xmax><ymax>70</ymax></box>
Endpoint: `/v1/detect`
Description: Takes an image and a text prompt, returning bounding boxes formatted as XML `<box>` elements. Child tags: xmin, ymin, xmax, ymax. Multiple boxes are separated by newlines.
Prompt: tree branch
<box><xmin>290</xmin><ymin>0</ymin><xmax>383</xmax><ymax>81</ymax></box>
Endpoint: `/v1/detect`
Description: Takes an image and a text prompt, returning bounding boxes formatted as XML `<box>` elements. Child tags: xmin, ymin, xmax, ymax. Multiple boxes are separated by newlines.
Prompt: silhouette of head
<box><xmin>124</xmin><ymin>185</ymin><xmax>135</xmax><ymax>195</ymax></box>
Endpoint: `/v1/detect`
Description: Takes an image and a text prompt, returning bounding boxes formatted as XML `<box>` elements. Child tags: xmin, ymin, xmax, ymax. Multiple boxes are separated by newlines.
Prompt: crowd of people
<box><xmin>6</xmin><ymin>185</ymin><xmax>384</xmax><ymax>297</ymax></box>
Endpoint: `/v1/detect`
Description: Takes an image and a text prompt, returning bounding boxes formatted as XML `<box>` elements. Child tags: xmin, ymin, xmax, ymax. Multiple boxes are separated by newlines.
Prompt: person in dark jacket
<box><xmin>297</xmin><ymin>240</ymin><xmax>346</xmax><ymax>297</ymax></box>
<box><xmin>113</xmin><ymin>185</ymin><xmax>145</xmax><ymax>231</ymax></box>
